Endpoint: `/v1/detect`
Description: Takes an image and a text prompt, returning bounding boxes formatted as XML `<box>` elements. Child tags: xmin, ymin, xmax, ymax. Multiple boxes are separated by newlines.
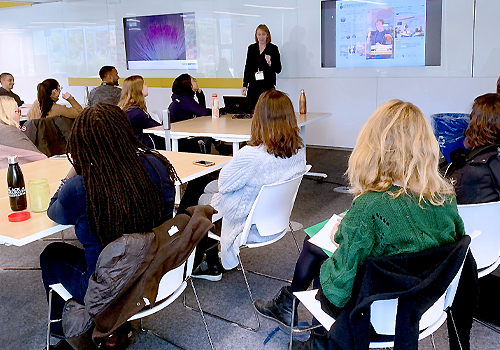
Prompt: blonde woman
<box><xmin>118</xmin><ymin>75</ymin><xmax>160</xmax><ymax>148</ymax></box>
<box><xmin>255</xmin><ymin>100</ymin><xmax>468</xmax><ymax>350</ymax></box>
<box><xmin>27</xmin><ymin>78</ymin><xmax>83</xmax><ymax>120</ymax></box>
<box><xmin>0</xmin><ymin>96</ymin><xmax>45</xmax><ymax>168</ymax></box>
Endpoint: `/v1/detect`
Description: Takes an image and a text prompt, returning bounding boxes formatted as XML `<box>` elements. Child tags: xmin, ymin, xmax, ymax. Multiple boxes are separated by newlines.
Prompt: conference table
<box><xmin>145</xmin><ymin>112</ymin><xmax>332</xmax><ymax>155</ymax></box>
<box><xmin>0</xmin><ymin>151</ymin><xmax>231</xmax><ymax>247</ymax></box>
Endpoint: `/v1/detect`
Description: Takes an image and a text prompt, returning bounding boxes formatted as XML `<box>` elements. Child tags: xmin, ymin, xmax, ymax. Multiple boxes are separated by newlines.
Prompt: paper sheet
<box><xmin>294</xmin><ymin>290</ymin><xmax>335</xmax><ymax>330</ymax></box>
<box><xmin>307</xmin><ymin>214</ymin><xmax>340</xmax><ymax>254</ymax></box>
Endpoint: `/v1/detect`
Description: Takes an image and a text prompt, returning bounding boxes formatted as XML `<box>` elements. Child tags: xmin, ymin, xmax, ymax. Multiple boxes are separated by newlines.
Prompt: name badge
<box><xmin>255</xmin><ymin>71</ymin><xmax>264</xmax><ymax>81</ymax></box>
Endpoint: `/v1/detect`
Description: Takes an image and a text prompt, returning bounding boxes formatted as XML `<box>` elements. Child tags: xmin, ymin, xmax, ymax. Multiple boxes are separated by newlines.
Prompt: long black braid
<box><xmin>67</xmin><ymin>103</ymin><xmax>180</xmax><ymax>247</ymax></box>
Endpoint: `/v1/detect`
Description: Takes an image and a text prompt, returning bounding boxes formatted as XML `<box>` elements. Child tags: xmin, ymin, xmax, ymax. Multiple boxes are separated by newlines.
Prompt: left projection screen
<box><xmin>124</xmin><ymin>12</ymin><xmax>198</xmax><ymax>70</ymax></box>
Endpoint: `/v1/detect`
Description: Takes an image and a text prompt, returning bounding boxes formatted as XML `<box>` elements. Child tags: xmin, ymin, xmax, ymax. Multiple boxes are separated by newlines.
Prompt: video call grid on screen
<box><xmin>124</xmin><ymin>12</ymin><xmax>198</xmax><ymax>70</ymax></box>
<box><xmin>321</xmin><ymin>0</ymin><xmax>442</xmax><ymax>68</ymax></box>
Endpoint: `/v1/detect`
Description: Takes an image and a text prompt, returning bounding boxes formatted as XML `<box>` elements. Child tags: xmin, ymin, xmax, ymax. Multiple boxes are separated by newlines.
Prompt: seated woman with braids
<box><xmin>40</xmin><ymin>104</ymin><xmax>178</xmax><ymax>345</ymax></box>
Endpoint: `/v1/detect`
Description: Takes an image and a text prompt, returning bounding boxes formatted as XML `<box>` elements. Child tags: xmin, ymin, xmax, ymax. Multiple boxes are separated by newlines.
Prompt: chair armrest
<box><xmin>293</xmin><ymin>290</ymin><xmax>335</xmax><ymax>331</ymax></box>
<box><xmin>208</xmin><ymin>231</ymin><xmax>221</xmax><ymax>241</ymax></box>
<box><xmin>49</xmin><ymin>283</ymin><xmax>72</xmax><ymax>301</ymax></box>
<box><xmin>467</xmin><ymin>230</ymin><xmax>481</xmax><ymax>240</ymax></box>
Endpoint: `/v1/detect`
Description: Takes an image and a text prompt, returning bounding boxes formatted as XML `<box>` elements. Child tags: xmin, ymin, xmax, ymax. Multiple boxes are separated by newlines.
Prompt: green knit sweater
<box><xmin>319</xmin><ymin>186</ymin><xmax>465</xmax><ymax>308</ymax></box>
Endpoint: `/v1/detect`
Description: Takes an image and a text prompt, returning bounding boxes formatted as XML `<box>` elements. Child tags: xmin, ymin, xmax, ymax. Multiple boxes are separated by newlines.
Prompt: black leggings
<box><xmin>290</xmin><ymin>238</ymin><xmax>329</xmax><ymax>293</ymax></box>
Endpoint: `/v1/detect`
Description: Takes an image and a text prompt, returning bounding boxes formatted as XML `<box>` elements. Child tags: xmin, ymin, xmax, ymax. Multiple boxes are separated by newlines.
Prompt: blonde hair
<box><xmin>347</xmin><ymin>99</ymin><xmax>454</xmax><ymax>205</ymax></box>
<box><xmin>118</xmin><ymin>75</ymin><xmax>146</xmax><ymax>111</ymax></box>
<box><xmin>0</xmin><ymin>96</ymin><xmax>19</xmax><ymax>127</ymax></box>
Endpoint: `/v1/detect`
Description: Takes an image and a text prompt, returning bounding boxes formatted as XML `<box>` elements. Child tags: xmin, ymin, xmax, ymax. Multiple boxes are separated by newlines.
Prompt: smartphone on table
<box><xmin>193</xmin><ymin>160</ymin><xmax>215</xmax><ymax>167</ymax></box>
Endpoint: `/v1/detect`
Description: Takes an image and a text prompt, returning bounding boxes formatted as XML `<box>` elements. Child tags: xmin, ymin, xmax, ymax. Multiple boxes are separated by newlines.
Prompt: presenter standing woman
<box><xmin>242</xmin><ymin>24</ymin><xmax>282</xmax><ymax>109</ymax></box>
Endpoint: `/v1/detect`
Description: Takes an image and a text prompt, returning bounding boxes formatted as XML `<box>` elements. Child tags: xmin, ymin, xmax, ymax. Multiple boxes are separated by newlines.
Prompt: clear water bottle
<box><xmin>212</xmin><ymin>93</ymin><xmax>219</xmax><ymax>118</ymax></box>
<box><xmin>7</xmin><ymin>155</ymin><xmax>27</xmax><ymax>211</ymax></box>
<box><xmin>299</xmin><ymin>89</ymin><xmax>307</xmax><ymax>114</ymax></box>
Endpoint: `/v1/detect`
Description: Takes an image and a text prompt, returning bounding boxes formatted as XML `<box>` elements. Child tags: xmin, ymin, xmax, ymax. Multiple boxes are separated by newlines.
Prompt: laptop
<box><xmin>223</xmin><ymin>96</ymin><xmax>253</xmax><ymax>115</ymax></box>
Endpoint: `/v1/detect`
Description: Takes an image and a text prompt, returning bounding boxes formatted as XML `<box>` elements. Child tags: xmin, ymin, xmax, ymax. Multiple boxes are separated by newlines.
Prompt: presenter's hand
<box><xmin>265</xmin><ymin>54</ymin><xmax>271</xmax><ymax>66</ymax></box>
<box><xmin>241</xmin><ymin>87</ymin><xmax>247</xmax><ymax>96</ymax></box>
<box><xmin>62</xmin><ymin>92</ymin><xmax>72</xmax><ymax>100</ymax></box>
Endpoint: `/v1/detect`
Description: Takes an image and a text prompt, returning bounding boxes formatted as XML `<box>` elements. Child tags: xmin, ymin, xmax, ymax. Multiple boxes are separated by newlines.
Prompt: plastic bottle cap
<box><xmin>8</xmin><ymin>211</ymin><xmax>31</xmax><ymax>222</ymax></box>
<box><xmin>212</xmin><ymin>93</ymin><xmax>217</xmax><ymax>97</ymax></box>
<box><xmin>7</xmin><ymin>155</ymin><xmax>18</xmax><ymax>164</ymax></box>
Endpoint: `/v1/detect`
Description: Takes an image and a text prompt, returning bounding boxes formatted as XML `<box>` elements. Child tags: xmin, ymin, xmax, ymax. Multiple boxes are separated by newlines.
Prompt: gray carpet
<box><xmin>1</xmin><ymin>147</ymin><xmax>499</xmax><ymax>350</ymax></box>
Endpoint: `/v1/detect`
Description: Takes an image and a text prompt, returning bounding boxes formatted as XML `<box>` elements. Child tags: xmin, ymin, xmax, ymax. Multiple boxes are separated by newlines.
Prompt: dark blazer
<box><xmin>243</xmin><ymin>42</ymin><xmax>281</xmax><ymax>90</ymax></box>
<box><xmin>124</xmin><ymin>107</ymin><xmax>160</xmax><ymax>148</ymax></box>
<box><xmin>318</xmin><ymin>235</ymin><xmax>477</xmax><ymax>350</ymax></box>
<box><xmin>448</xmin><ymin>145</ymin><xmax>500</xmax><ymax>204</ymax></box>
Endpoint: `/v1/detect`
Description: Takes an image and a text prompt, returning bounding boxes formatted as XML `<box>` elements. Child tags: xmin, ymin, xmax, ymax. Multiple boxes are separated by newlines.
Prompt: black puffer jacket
<box><xmin>447</xmin><ymin>145</ymin><xmax>500</xmax><ymax>204</ymax></box>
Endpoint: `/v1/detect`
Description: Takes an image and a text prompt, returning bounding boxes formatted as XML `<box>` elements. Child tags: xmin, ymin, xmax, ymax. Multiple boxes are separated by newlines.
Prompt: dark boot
<box><xmin>291</xmin><ymin>329</ymin><xmax>328</xmax><ymax>350</ymax></box>
<box><xmin>254</xmin><ymin>286</ymin><xmax>298</xmax><ymax>330</ymax></box>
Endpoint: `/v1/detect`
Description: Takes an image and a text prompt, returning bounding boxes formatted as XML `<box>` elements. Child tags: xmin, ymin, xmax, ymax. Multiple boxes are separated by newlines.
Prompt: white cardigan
<box><xmin>201</xmin><ymin>145</ymin><xmax>307</xmax><ymax>269</ymax></box>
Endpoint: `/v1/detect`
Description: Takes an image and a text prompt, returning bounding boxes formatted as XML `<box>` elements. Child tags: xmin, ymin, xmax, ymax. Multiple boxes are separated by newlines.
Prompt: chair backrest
<box><xmin>370</xmin><ymin>246</ymin><xmax>468</xmax><ymax>335</ymax></box>
<box><xmin>458</xmin><ymin>201</ymin><xmax>500</xmax><ymax>270</ymax></box>
<box><xmin>156</xmin><ymin>248</ymin><xmax>196</xmax><ymax>303</ymax></box>
<box><xmin>238</xmin><ymin>165</ymin><xmax>311</xmax><ymax>247</ymax></box>
<box><xmin>128</xmin><ymin>248</ymin><xmax>196</xmax><ymax>321</ymax></box>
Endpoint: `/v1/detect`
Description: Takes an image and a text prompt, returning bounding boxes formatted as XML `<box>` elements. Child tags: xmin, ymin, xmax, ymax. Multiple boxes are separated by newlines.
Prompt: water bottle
<box><xmin>7</xmin><ymin>155</ymin><xmax>27</xmax><ymax>211</ymax></box>
<box><xmin>212</xmin><ymin>93</ymin><xmax>219</xmax><ymax>118</ymax></box>
<box><xmin>299</xmin><ymin>89</ymin><xmax>307</xmax><ymax>114</ymax></box>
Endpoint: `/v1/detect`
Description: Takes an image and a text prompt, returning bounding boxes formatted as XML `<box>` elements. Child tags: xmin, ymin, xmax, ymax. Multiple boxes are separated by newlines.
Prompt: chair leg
<box><xmin>289</xmin><ymin>222</ymin><xmax>302</xmax><ymax>254</ymax></box>
<box><xmin>137</xmin><ymin>319</ymin><xmax>188</xmax><ymax>350</ymax></box>
<box><xmin>239</xmin><ymin>268</ymin><xmax>292</xmax><ymax>283</ymax></box>
<box><xmin>289</xmin><ymin>297</ymin><xmax>296</xmax><ymax>350</ymax></box>
<box><xmin>430</xmin><ymin>333</ymin><xmax>437</xmax><ymax>350</ymax></box>
<box><xmin>183</xmin><ymin>257</ymin><xmax>261</xmax><ymax>332</ymax></box>
<box><xmin>190</xmin><ymin>278</ymin><xmax>215</xmax><ymax>350</ymax></box>
<box><xmin>47</xmin><ymin>288</ymin><xmax>53</xmax><ymax>350</ymax></box>
<box><xmin>239</xmin><ymin>226</ymin><xmax>298</xmax><ymax>283</ymax></box>
<box><xmin>448</xmin><ymin>309</ymin><xmax>463</xmax><ymax>350</ymax></box>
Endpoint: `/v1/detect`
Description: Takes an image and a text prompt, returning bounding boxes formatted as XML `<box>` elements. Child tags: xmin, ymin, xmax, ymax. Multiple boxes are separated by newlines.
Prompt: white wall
<box><xmin>0</xmin><ymin>0</ymin><xmax>498</xmax><ymax>148</ymax></box>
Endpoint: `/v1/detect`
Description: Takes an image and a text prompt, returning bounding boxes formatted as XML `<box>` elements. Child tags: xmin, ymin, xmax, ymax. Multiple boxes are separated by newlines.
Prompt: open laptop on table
<box><xmin>223</xmin><ymin>96</ymin><xmax>253</xmax><ymax>118</ymax></box>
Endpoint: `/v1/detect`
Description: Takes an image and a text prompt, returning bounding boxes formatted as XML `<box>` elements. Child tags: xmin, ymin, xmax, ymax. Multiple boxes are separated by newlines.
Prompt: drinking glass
<box><xmin>29</xmin><ymin>178</ymin><xmax>50</xmax><ymax>212</ymax></box>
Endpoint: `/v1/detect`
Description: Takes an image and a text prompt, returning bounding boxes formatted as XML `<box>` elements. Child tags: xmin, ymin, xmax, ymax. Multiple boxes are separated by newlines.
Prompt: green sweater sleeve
<box><xmin>319</xmin><ymin>197</ymin><xmax>376</xmax><ymax>308</ymax></box>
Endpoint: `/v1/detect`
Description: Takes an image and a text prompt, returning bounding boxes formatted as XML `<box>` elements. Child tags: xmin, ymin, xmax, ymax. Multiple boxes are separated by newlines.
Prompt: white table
<box><xmin>0</xmin><ymin>152</ymin><xmax>231</xmax><ymax>246</ymax></box>
<box><xmin>146</xmin><ymin>112</ymin><xmax>332</xmax><ymax>155</ymax></box>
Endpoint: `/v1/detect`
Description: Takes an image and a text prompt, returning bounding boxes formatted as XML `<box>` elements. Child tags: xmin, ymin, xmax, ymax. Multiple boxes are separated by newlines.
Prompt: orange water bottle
<box><xmin>299</xmin><ymin>89</ymin><xmax>307</xmax><ymax>114</ymax></box>
<box><xmin>212</xmin><ymin>94</ymin><xmax>219</xmax><ymax>118</ymax></box>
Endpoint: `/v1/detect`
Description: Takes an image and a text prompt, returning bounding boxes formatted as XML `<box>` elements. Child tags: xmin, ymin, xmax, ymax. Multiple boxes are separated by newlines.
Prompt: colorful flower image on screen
<box><xmin>124</xmin><ymin>12</ymin><xmax>197</xmax><ymax>70</ymax></box>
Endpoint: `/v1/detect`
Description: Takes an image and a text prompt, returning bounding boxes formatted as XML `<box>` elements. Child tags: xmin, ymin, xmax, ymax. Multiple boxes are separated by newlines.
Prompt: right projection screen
<box><xmin>321</xmin><ymin>0</ymin><xmax>442</xmax><ymax>68</ymax></box>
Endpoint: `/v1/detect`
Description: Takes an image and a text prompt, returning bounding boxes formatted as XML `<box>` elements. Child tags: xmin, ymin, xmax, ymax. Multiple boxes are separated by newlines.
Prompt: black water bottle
<box><xmin>7</xmin><ymin>155</ymin><xmax>27</xmax><ymax>211</ymax></box>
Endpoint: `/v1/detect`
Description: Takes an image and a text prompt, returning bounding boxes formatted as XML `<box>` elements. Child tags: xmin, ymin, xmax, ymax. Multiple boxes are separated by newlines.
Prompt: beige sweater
<box><xmin>27</xmin><ymin>96</ymin><xmax>83</xmax><ymax>120</ymax></box>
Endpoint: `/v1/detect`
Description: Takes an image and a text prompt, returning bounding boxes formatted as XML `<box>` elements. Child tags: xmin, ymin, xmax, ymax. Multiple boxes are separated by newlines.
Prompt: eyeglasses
<box><xmin>15</xmin><ymin>109</ymin><xmax>21</xmax><ymax>114</ymax></box>
<box><xmin>58</xmin><ymin>86</ymin><xmax>63</xmax><ymax>91</ymax></box>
